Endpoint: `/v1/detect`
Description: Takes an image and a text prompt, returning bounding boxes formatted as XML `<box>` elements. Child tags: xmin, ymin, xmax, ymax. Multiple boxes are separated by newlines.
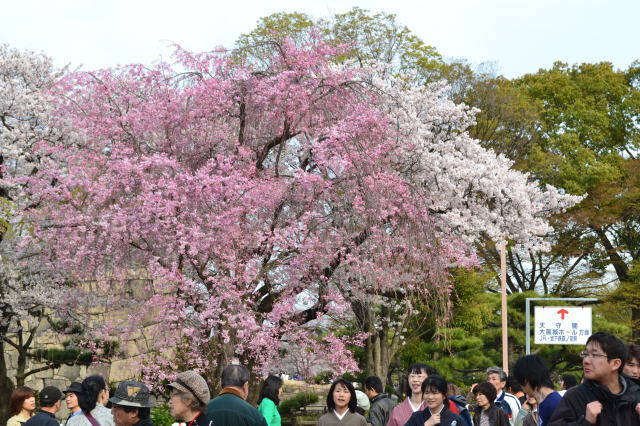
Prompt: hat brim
<box><xmin>168</xmin><ymin>382</ymin><xmax>205</xmax><ymax>405</ymax></box>
<box><xmin>109</xmin><ymin>396</ymin><xmax>155</xmax><ymax>408</ymax></box>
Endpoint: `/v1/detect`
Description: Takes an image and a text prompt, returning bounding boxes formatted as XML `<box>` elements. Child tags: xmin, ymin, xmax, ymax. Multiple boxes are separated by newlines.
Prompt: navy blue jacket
<box><xmin>404</xmin><ymin>406</ymin><xmax>465</xmax><ymax>426</ymax></box>
<box><xmin>24</xmin><ymin>411</ymin><xmax>59</xmax><ymax>426</ymax></box>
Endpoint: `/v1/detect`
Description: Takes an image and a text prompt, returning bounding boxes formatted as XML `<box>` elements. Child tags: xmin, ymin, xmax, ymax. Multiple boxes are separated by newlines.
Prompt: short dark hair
<box><xmin>326</xmin><ymin>379</ymin><xmax>357</xmax><ymax>413</ymax></box>
<box><xmin>513</xmin><ymin>355</ymin><xmax>554</xmax><ymax>390</ymax></box>
<box><xmin>627</xmin><ymin>343</ymin><xmax>640</xmax><ymax>364</ymax></box>
<box><xmin>506</xmin><ymin>376</ymin><xmax>522</xmax><ymax>393</ymax></box>
<box><xmin>561</xmin><ymin>374</ymin><xmax>577</xmax><ymax>390</ymax></box>
<box><xmin>586</xmin><ymin>332</ymin><xmax>628</xmax><ymax>372</ymax></box>
<box><xmin>79</xmin><ymin>375</ymin><xmax>107</xmax><ymax>413</ymax></box>
<box><xmin>116</xmin><ymin>405</ymin><xmax>150</xmax><ymax>420</ymax></box>
<box><xmin>258</xmin><ymin>375</ymin><xmax>283</xmax><ymax>406</ymax></box>
<box><xmin>363</xmin><ymin>376</ymin><xmax>383</xmax><ymax>394</ymax></box>
<box><xmin>421</xmin><ymin>375</ymin><xmax>448</xmax><ymax>400</ymax></box>
<box><xmin>221</xmin><ymin>364</ymin><xmax>250</xmax><ymax>388</ymax></box>
<box><xmin>473</xmin><ymin>381</ymin><xmax>497</xmax><ymax>402</ymax></box>
<box><xmin>10</xmin><ymin>387</ymin><xmax>35</xmax><ymax>416</ymax></box>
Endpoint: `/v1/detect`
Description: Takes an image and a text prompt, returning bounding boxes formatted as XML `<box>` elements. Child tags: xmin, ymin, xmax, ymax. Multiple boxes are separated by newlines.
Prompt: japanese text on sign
<box><xmin>534</xmin><ymin>306</ymin><xmax>592</xmax><ymax>345</ymax></box>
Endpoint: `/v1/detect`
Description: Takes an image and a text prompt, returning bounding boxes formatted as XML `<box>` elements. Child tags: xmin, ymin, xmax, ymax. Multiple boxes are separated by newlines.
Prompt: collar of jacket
<box><xmin>583</xmin><ymin>375</ymin><xmax>640</xmax><ymax>402</ymax></box>
<box><xmin>219</xmin><ymin>387</ymin><xmax>245</xmax><ymax>399</ymax></box>
<box><xmin>133</xmin><ymin>418</ymin><xmax>153</xmax><ymax>426</ymax></box>
<box><xmin>371</xmin><ymin>393</ymin><xmax>390</xmax><ymax>403</ymax></box>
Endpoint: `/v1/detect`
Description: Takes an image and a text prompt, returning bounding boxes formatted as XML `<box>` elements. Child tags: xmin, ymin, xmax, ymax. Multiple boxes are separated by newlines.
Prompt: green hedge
<box><xmin>279</xmin><ymin>392</ymin><xmax>320</xmax><ymax>416</ymax></box>
<box><xmin>151</xmin><ymin>405</ymin><xmax>174</xmax><ymax>426</ymax></box>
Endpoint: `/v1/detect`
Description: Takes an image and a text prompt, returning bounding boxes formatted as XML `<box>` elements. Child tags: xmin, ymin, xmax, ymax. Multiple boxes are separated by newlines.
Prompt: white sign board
<box><xmin>534</xmin><ymin>306</ymin><xmax>592</xmax><ymax>345</ymax></box>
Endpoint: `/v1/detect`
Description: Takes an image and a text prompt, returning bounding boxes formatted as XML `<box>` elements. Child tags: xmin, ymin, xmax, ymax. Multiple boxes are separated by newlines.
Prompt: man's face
<box><xmin>408</xmin><ymin>369</ymin><xmax>427</xmax><ymax>395</ymax></box>
<box><xmin>623</xmin><ymin>356</ymin><xmax>640</xmax><ymax>380</ymax></box>
<box><xmin>582</xmin><ymin>341</ymin><xmax>620</xmax><ymax>383</ymax></box>
<box><xmin>487</xmin><ymin>373</ymin><xmax>504</xmax><ymax>392</ymax></box>
<box><xmin>65</xmin><ymin>392</ymin><xmax>79</xmax><ymax>411</ymax></box>
<box><xmin>111</xmin><ymin>405</ymin><xmax>139</xmax><ymax>426</ymax></box>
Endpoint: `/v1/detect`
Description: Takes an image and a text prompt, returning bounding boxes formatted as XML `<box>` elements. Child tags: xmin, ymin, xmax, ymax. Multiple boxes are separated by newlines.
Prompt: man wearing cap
<box><xmin>64</xmin><ymin>382</ymin><xmax>84</xmax><ymax>423</ymax></box>
<box><xmin>24</xmin><ymin>386</ymin><xmax>64</xmax><ymax>426</ymax></box>
<box><xmin>168</xmin><ymin>371</ymin><xmax>214</xmax><ymax>426</ymax></box>
<box><xmin>205</xmin><ymin>364</ymin><xmax>267</xmax><ymax>426</ymax></box>
<box><xmin>109</xmin><ymin>381</ymin><xmax>155</xmax><ymax>426</ymax></box>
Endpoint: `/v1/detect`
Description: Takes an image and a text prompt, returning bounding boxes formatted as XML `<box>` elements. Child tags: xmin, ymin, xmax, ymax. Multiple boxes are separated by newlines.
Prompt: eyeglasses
<box><xmin>579</xmin><ymin>351</ymin><xmax>608</xmax><ymax>359</ymax></box>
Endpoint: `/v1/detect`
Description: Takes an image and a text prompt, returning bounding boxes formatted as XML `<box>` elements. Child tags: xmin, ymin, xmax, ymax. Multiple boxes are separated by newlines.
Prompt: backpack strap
<box><xmin>84</xmin><ymin>412</ymin><xmax>100</xmax><ymax>426</ymax></box>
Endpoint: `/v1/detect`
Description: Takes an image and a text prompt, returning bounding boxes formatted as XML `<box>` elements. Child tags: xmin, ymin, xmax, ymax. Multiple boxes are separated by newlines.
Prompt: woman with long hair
<box><xmin>7</xmin><ymin>387</ymin><xmax>36</xmax><ymax>426</ymax></box>
<box><xmin>258</xmin><ymin>375</ymin><xmax>283</xmax><ymax>426</ymax></box>
<box><xmin>317</xmin><ymin>378</ymin><xmax>367</xmax><ymax>426</ymax></box>
<box><xmin>67</xmin><ymin>375</ymin><xmax>114</xmax><ymax>426</ymax></box>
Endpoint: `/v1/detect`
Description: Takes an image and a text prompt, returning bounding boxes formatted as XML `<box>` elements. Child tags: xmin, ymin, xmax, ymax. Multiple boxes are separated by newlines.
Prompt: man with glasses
<box><xmin>549</xmin><ymin>331</ymin><xmax>640</xmax><ymax>425</ymax></box>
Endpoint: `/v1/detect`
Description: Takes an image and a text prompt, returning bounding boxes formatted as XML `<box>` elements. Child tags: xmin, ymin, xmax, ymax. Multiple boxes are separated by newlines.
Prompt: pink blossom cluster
<box><xmin>15</xmin><ymin>38</ymin><xmax>580</xmax><ymax>383</ymax></box>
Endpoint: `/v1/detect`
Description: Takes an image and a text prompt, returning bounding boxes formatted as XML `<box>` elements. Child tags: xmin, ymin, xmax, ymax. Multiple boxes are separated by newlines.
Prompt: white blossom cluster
<box><xmin>0</xmin><ymin>45</ymin><xmax>66</xmax><ymax>328</ymax></box>
<box><xmin>368</xmin><ymin>68</ymin><xmax>583</xmax><ymax>251</ymax></box>
<box><xmin>0</xmin><ymin>44</ymin><xmax>63</xmax><ymax>200</ymax></box>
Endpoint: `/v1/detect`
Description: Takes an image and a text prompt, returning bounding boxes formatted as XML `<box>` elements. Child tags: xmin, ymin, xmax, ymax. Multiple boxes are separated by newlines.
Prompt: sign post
<box><xmin>525</xmin><ymin>298</ymin><xmax>597</xmax><ymax>354</ymax></box>
<box><xmin>500</xmin><ymin>243</ymin><xmax>508</xmax><ymax>373</ymax></box>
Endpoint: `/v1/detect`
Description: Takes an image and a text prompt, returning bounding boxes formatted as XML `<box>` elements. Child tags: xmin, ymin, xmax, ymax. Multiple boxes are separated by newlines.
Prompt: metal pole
<box><xmin>501</xmin><ymin>243</ymin><xmax>509</xmax><ymax>374</ymax></box>
<box><xmin>526</xmin><ymin>298</ymin><xmax>531</xmax><ymax>355</ymax></box>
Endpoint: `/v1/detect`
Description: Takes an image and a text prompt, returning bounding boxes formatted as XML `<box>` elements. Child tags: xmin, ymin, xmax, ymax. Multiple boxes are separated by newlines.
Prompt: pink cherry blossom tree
<box><xmin>25</xmin><ymin>37</ymin><xmax>580</xmax><ymax>391</ymax></box>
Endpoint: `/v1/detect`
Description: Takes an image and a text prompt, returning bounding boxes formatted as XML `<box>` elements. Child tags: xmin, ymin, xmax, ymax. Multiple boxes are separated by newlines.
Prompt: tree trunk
<box><xmin>0</xmin><ymin>324</ymin><xmax>16</xmax><ymax>425</ymax></box>
<box><xmin>633</xmin><ymin>305</ymin><xmax>640</xmax><ymax>342</ymax></box>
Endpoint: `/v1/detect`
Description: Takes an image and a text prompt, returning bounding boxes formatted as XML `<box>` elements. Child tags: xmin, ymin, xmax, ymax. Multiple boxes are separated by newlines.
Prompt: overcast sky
<box><xmin>1</xmin><ymin>0</ymin><xmax>638</xmax><ymax>78</ymax></box>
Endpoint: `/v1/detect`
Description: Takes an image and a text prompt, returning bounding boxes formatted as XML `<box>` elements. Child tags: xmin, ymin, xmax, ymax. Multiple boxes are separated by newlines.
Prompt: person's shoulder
<box><xmin>259</xmin><ymin>397</ymin><xmax>276</xmax><ymax>407</ymax></box>
<box><xmin>24</xmin><ymin>412</ymin><xmax>45</xmax><ymax>425</ymax></box>
<box><xmin>67</xmin><ymin>412</ymin><xmax>90</xmax><ymax>426</ymax></box>
<box><xmin>194</xmin><ymin>412</ymin><xmax>215</xmax><ymax>426</ymax></box>
<box><xmin>7</xmin><ymin>415</ymin><xmax>21</xmax><ymax>426</ymax></box>
<box><xmin>444</xmin><ymin>410</ymin><xmax>466</xmax><ymax>426</ymax></box>
<box><xmin>356</xmin><ymin>412</ymin><xmax>369</xmax><ymax>425</ymax></box>
<box><xmin>317</xmin><ymin>411</ymin><xmax>334</xmax><ymax>424</ymax></box>
<box><xmin>547</xmin><ymin>391</ymin><xmax>563</xmax><ymax>402</ymax></box>
<box><xmin>561</xmin><ymin>383</ymin><xmax>590</xmax><ymax>402</ymax></box>
<box><xmin>504</xmin><ymin>392</ymin><xmax>521</xmax><ymax>403</ymax></box>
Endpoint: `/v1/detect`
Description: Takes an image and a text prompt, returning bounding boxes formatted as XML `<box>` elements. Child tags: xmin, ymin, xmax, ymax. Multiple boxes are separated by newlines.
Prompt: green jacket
<box><xmin>258</xmin><ymin>398</ymin><xmax>281</xmax><ymax>426</ymax></box>
<box><xmin>205</xmin><ymin>389</ymin><xmax>268</xmax><ymax>426</ymax></box>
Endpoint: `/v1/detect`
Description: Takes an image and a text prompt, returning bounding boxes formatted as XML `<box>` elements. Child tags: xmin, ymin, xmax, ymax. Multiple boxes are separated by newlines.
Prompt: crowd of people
<box><xmin>6</xmin><ymin>331</ymin><xmax>640</xmax><ymax>426</ymax></box>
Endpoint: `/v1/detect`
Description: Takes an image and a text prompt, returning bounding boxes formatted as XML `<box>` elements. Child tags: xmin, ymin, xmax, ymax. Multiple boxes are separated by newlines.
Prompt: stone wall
<box><xmin>4</xmin><ymin>276</ymin><xmax>164</xmax><ymax>421</ymax></box>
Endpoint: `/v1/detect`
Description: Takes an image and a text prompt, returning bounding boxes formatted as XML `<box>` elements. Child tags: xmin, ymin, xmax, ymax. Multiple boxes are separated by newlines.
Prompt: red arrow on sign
<box><xmin>557</xmin><ymin>309</ymin><xmax>569</xmax><ymax>320</ymax></box>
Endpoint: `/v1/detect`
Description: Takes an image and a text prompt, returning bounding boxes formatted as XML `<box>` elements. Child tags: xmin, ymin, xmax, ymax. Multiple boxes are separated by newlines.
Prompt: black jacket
<box><xmin>23</xmin><ymin>411</ymin><xmax>59</xmax><ymax>426</ymax></box>
<box><xmin>548</xmin><ymin>376</ymin><xmax>640</xmax><ymax>425</ymax></box>
<box><xmin>405</xmin><ymin>405</ymin><xmax>466</xmax><ymax>426</ymax></box>
<box><xmin>368</xmin><ymin>393</ymin><xmax>395</xmax><ymax>426</ymax></box>
<box><xmin>472</xmin><ymin>404</ymin><xmax>510</xmax><ymax>426</ymax></box>
<box><xmin>132</xmin><ymin>419</ymin><xmax>153</xmax><ymax>426</ymax></box>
